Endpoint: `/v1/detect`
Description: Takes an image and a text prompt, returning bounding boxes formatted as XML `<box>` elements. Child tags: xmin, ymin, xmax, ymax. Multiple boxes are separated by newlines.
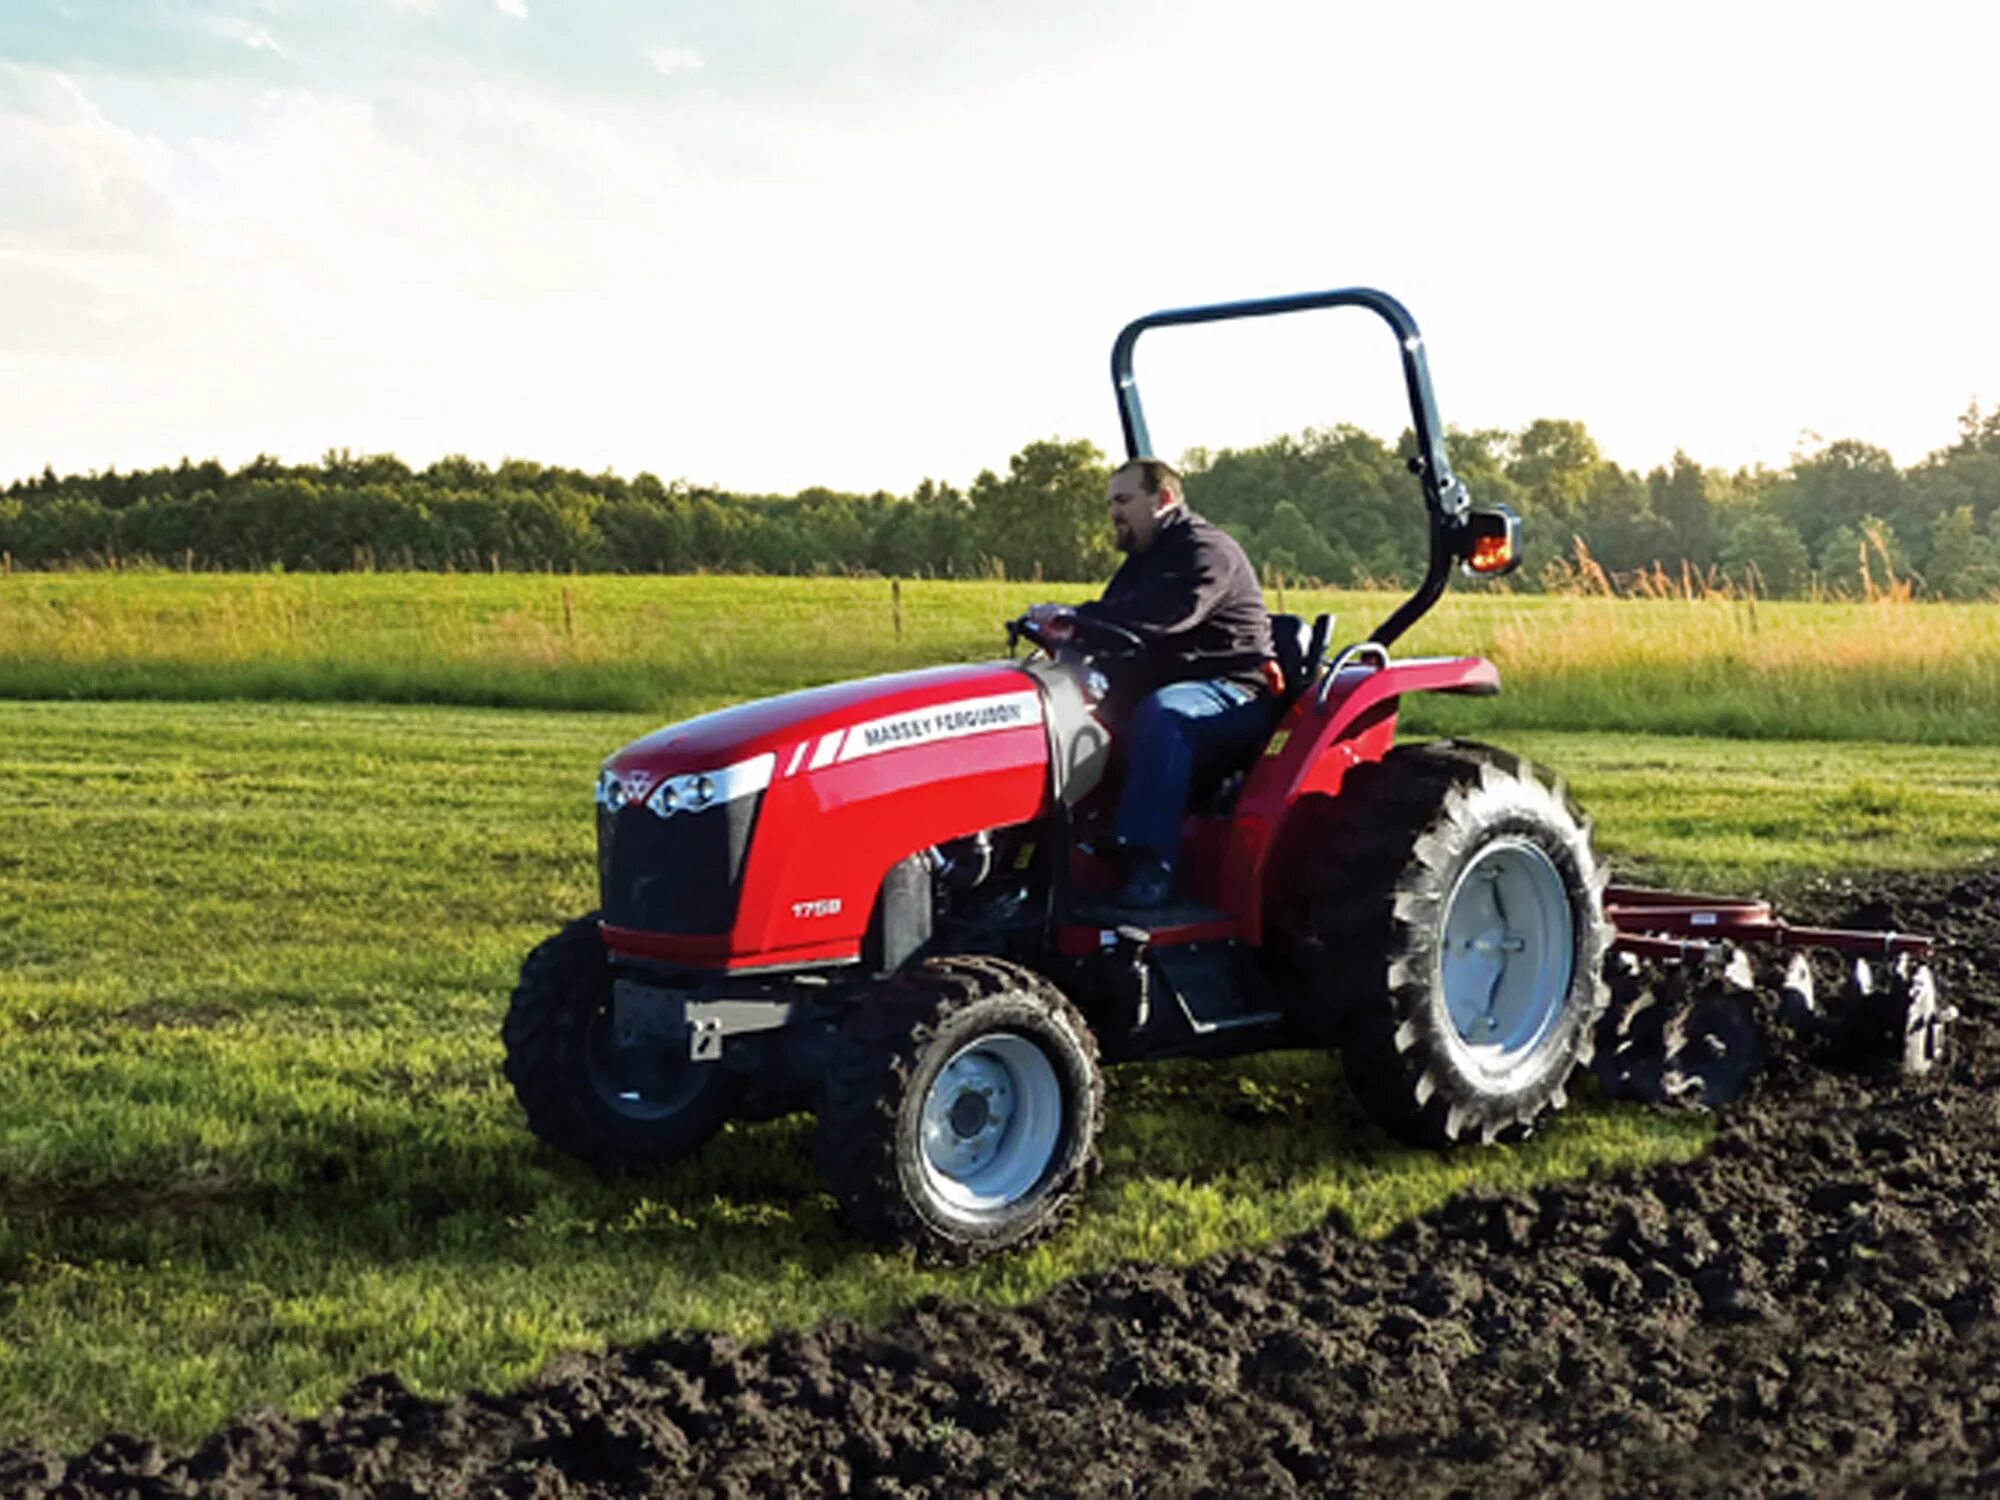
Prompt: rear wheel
<box><xmin>503</xmin><ymin>913</ymin><xmax>741</xmax><ymax>1169</ymax></box>
<box><xmin>1281</xmin><ymin>741</ymin><xmax>1612</xmax><ymax>1145</ymax></box>
<box><xmin>814</xmin><ymin>956</ymin><xmax>1103</xmax><ymax>1264</ymax></box>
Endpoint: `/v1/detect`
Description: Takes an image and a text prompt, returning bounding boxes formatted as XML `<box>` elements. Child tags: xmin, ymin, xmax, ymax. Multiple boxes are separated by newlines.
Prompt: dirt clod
<box><xmin>6</xmin><ymin>868</ymin><xmax>2000</xmax><ymax>1497</ymax></box>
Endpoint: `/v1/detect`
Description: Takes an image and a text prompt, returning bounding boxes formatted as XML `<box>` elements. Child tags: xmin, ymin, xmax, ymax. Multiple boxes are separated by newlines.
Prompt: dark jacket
<box><xmin>1076</xmin><ymin>508</ymin><xmax>1272</xmax><ymax>696</ymax></box>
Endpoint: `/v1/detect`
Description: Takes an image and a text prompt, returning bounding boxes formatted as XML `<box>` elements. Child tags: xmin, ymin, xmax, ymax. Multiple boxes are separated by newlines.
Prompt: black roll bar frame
<box><xmin>1110</xmin><ymin>286</ymin><xmax>1474</xmax><ymax>649</ymax></box>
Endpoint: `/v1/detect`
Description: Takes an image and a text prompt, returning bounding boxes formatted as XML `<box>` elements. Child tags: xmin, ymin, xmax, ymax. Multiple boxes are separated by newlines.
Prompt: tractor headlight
<box><xmin>638</xmin><ymin>752</ymin><xmax>776</xmax><ymax>821</ymax></box>
<box><xmin>596</xmin><ymin>769</ymin><xmax>631</xmax><ymax>811</ymax></box>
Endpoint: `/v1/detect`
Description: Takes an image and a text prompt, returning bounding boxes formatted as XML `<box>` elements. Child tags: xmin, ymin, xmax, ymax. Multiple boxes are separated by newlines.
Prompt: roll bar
<box><xmin>1110</xmin><ymin>286</ymin><xmax>1476</xmax><ymax>649</ymax></box>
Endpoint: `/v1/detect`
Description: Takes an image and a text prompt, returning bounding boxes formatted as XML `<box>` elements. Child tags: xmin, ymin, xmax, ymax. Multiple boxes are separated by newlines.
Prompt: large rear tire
<box><xmin>1282</xmin><ymin>741</ymin><xmax>1612</xmax><ymax>1146</ymax></box>
<box><xmin>503</xmin><ymin>913</ymin><xmax>742</xmax><ymax>1169</ymax></box>
<box><xmin>814</xmin><ymin>956</ymin><xmax>1103</xmax><ymax>1264</ymax></box>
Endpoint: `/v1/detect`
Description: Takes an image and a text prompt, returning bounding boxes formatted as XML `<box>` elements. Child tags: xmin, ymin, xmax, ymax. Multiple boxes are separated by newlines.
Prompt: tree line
<box><xmin>5</xmin><ymin>404</ymin><xmax>1999</xmax><ymax>598</ymax></box>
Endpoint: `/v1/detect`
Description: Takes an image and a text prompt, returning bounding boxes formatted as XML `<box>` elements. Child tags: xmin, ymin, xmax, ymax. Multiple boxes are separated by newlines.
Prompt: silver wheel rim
<box><xmin>585</xmin><ymin>1005</ymin><xmax>708</xmax><ymax>1121</ymax></box>
<box><xmin>1440</xmin><ymin>839</ymin><xmax>1576</xmax><ymax>1081</ymax></box>
<box><xmin>919</xmin><ymin>1033</ymin><xmax>1064</xmax><ymax>1214</ymax></box>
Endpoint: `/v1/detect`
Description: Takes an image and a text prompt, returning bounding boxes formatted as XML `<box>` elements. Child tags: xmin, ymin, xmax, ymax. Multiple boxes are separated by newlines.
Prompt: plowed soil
<box><xmin>6</xmin><ymin>869</ymin><xmax>1998</xmax><ymax>1498</ymax></box>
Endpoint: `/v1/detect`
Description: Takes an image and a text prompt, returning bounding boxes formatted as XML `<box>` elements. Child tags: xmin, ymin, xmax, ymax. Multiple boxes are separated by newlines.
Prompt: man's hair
<box><xmin>1116</xmin><ymin>457</ymin><xmax>1184</xmax><ymax>506</ymax></box>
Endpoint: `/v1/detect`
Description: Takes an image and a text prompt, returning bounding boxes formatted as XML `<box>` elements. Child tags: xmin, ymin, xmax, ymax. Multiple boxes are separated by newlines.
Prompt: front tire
<box><xmin>814</xmin><ymin>957</ymin><xmax>1103</xmax><ymax>1264</ymax></box>
<box><xmin>1287</xmin><ymin>742</ymin><xmax>1612</xmax><ymax>1146</ymax></box>
<box><xmin>503</xmin><ymin>913</ymin><xmax>742</xmax><ymax>1169</ymax></box>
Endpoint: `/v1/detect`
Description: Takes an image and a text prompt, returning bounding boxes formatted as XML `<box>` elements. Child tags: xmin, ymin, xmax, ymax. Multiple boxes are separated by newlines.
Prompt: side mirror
<box><xmin>1458</xmin><ymin>504</ymin><xmax>1521</xmax><ymax>577</ymax></box>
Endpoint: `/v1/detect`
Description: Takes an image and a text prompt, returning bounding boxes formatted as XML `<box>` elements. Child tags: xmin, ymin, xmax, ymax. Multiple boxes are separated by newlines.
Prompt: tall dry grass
<box><xmin>1</xmin><ymin>571</ymin><xmax>1996</xmax><ymax>743</ymax></box>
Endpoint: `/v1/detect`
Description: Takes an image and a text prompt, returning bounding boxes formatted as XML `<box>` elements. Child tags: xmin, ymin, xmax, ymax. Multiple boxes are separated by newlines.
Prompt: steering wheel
<box><xmin>1008</xmin><ymin>611</ymin><xmax>1146</xmax><ymax>658</ymax></box>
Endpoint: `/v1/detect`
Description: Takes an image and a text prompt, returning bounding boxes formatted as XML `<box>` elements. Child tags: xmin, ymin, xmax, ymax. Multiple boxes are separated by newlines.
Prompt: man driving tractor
<box><xmin>505</xmin><ymin>286</ymin><xmax>1940</xmax><ymax>1268</ymax></box>
<box><xmin>1027</xmin><ymin>457</ymin><xmax>1278</xmax><ymax>909</ymax></box>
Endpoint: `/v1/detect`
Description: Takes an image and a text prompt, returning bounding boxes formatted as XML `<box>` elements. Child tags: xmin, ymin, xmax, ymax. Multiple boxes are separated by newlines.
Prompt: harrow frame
<box><xmin>1604</xmin><ymin>884</ymin><xmax>1936</xmax><ymax>965</ymax></box>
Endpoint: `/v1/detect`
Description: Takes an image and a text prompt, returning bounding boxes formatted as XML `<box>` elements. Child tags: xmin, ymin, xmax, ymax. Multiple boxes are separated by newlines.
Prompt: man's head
<box><xmin>1106</xmin><ymin>457</ymin><xmax>1185</xmax><ymax>554</ymax></box>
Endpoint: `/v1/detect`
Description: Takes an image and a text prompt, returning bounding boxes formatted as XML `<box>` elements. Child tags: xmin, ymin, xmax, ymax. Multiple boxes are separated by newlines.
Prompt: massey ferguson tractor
<box><xmin>503</xmin><ymin>287</ymin><xmax>1947</xmax><ymax>1263</ymax></box>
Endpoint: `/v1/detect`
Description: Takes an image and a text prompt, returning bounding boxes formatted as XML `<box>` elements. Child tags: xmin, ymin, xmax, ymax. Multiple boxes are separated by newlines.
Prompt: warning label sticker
<box><xmin>836</xmin><ymin>691</ymin><xmax>1043</xmax><ymax>764</ymax></box>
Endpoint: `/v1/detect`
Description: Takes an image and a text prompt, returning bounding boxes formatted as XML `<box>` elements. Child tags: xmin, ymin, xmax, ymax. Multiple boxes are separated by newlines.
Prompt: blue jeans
<box><xmin>1113</xmin><ymin>678</ymin><xmax>1278</xmax><ymax>865</ymax></box>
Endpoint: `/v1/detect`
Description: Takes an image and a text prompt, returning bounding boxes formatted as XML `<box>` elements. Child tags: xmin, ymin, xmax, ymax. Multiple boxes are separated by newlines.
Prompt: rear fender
<box><xmin>1217</xmin><ymin>655</ymin><xmax>1500</xmax><ymax>944</ymax></box>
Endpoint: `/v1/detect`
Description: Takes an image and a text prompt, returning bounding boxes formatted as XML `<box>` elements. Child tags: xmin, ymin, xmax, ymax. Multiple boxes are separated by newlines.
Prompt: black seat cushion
<box><xmin>1270</xmin><ymin>613</ymin><xmax>1308</xmax><ymax>695</ymax></box>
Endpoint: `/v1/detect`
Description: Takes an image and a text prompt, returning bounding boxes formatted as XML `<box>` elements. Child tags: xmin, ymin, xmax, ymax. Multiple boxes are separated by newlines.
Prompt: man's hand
<box><xmin>1023</xmin><ymin>602</ymin><xmax>1076</xmax><ymax>641</ymax></box>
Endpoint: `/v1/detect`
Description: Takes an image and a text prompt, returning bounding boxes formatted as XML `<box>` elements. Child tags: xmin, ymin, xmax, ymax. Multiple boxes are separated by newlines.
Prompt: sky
<box><xmin>2</xmin><ymin>0</ymin><xmax>1996</xmax><ymax>494</ymax></box>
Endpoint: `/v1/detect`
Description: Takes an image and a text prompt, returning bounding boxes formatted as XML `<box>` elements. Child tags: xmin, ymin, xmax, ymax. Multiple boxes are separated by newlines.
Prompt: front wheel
<box><xmin>814</xmin><ymin>957</ymin><xmax>1104</xmax><ymax>1264</ymax></box>
<box><xmin>502</xmin><ymin>914</ymin><xmax>742</xmax><ymax>1169</ymax></box>
<box><xmin>1291</xmin><ymin>742</ymin><xmax>1612</xmax><ymax>1146</ymax></box>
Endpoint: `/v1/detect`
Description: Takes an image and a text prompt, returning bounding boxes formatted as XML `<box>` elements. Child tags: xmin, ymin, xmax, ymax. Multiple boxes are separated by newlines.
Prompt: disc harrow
<box><xmin>1593</xmin><ymin>885</ymin><xmax>1952</xmax><ymax>1108</ymax></box>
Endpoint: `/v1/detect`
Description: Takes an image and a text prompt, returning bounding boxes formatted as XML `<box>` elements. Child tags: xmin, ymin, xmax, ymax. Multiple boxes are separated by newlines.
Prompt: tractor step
<box><xmin>1150</xmin><ymin>943</ymin><xmax>1282</xmax><ymax>1036</ymax></box>
<box><xmin>1080</xmin><ymin>919</ymin><xmax>1284</xmax><ymax>1062</ymax></box>
<box><xmin>1055</xmin><ymin>902</ymin><xmax>1239</xmax><ymax>956</ymax></box>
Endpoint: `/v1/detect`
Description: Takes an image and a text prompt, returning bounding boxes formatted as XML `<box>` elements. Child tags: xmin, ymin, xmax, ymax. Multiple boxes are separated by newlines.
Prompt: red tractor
<box><xmin>503</xmin><ymin>287</ymin><xmax>1943</xmax><ymax>1262</ymax></box>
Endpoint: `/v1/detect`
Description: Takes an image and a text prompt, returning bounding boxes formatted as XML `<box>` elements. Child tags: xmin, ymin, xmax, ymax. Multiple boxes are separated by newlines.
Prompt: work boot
<box><xmin>1114</xmin><ymin>856</ymin><xmax>1174</xmax><ymax>910</ymax></box>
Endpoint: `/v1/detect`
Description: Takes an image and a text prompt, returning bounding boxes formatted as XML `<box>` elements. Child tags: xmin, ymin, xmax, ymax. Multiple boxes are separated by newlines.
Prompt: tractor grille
<box><xmin>597</xmin><ymin>794</ymin><xmax>762</xmax><ymax>936</ymax></box>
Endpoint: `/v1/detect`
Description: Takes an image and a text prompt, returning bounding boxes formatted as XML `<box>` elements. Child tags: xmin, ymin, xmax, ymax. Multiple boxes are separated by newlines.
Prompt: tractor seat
<box><xmin>1196</xmin><ymin>611</ymin><xmax>1332</xmax><ymax>815</ymax></box>
<box><xmin>1268</xmin><ymin>612</ymin><xmax>1332</xmax><ymax>708</ymax></box>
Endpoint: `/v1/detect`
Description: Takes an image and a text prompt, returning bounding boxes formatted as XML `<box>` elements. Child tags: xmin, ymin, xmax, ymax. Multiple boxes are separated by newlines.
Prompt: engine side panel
<box><xmin>601</xmin><ymin>666</ymin><xmax>1053</xmax><ymax>970</ymax></box>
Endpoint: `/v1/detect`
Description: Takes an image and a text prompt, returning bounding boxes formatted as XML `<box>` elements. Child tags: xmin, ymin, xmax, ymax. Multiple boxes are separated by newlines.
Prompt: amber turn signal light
<box><xmin>1459</xmin><ymin>504</ymin><xmax>1522</xmax><ymax>578</ymax></box>
<box><xmin>1467</xmin><ymin>534</ymin><xmax>1515</xmax><ymax>574</ymax></box>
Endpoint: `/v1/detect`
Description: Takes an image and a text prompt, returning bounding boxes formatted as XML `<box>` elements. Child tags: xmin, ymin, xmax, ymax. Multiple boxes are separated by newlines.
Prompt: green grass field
<box><xmin>2</xmin><ymin>574</ymin><xmax>1997</xmax><ymax>1449</ymax></box>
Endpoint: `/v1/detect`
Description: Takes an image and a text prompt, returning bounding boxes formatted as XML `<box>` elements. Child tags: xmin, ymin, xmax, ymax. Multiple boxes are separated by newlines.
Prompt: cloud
<box><xmin>494</xmin><ymin>0</ymin><xmax>528</xmax><ymax>18</ymax></box>
<box><xmin>5</xmin><ymin>2</ymin><xmax>1995</xmax><ymax>493</ymax></box>
<box><xmin>208</xmin><ymin>16</ymin><xmax>286</xmax><ymax>55</ymax></box>
<box><xmin>645</xmin><ymin>45</ymin><xmax>702</xmax><ymax>77</ymax></box>
<box><xmin>0</xmin><ymin>64</ymin><xmax>180</xmax><ymax>249</ymax></box>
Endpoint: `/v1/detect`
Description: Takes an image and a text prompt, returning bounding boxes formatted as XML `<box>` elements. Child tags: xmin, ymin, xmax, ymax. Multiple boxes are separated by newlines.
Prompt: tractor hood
<box><xmin>594</xmin><ymin>661</ymin><xmax>1056</xmax><ymax>969</ymax></box>
<box><xmin>599</xmin><ymin>661</ymin><xmax>1047</xmax><ymax>814</ymax></box>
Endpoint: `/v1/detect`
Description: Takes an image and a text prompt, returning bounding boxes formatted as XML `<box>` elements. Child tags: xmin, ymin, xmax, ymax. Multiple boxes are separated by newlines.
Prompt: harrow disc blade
<box><xmin>1718</xmin><ymin>945</ymin><xmax>1756</xmax><ymax>993</ymax></box>
<box><xmin>1668</xmin><ymin>948</ymin><xmax>1764</xmax><ymax>1107</ymax></box>
<box><xmin>1592</xmin><ymin>951</ymin><xmax>1764</xmax><ymax>1110</ymax></box>
<box><xmin>1825</xmin><ymin>953</ymin><xmax>1953</xmax><ymax>1075</ymax></box>
<box><xmin>1889</xmin><ymin>957</ymin><xmax>1952</xmax><ymax>1077</ymax></box>
<box><xmin>1845</xmin><ymin>956</ymin><xmax>1876</xmax><ymax>1004</ymax></box>
<box><xmin>1590</xmin><ymin>954</ymin><xmax>1669</xmax><ymax>1103</ymax></box>
<box><xmin>1776</xmin><ymin>952</ymin><xmax>1818</xmax><ymax>1028</ymax></box>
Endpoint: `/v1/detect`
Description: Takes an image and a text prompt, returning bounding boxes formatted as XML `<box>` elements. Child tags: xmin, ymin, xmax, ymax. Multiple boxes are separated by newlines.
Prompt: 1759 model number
<box><xmin>791</xmin><ymin>898</ymin><xmax>842</xmax><ymax>919</ymax></box>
